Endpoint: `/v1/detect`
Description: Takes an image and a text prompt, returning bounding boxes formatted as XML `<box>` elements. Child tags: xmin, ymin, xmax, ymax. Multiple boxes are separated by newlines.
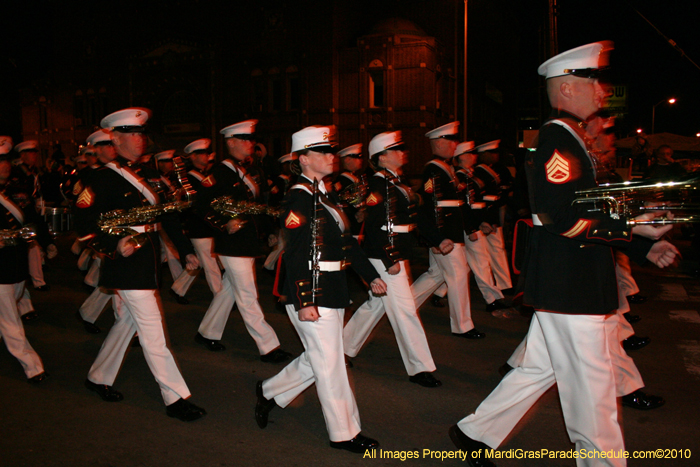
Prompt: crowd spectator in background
<box><xmin>643</xmin><ymin>144</ymin><xmax>686</xmax><ymax>181</ymax></box>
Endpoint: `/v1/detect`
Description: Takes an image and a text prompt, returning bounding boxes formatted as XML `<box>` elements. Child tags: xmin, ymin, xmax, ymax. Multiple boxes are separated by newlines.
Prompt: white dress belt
<box><xmin>381</xmin><ymin>224</ymin><xmax>416</xmax><ymax>233</ymax></box>
<box><xmin>308</xmin><ymin>260</ymin><xmax>348</xmax><ymax>272</ymax></box>
<box><xmin>436</xmin><ymin>200</ymin><xmax>464</xmax><ymax>207</ymax></box>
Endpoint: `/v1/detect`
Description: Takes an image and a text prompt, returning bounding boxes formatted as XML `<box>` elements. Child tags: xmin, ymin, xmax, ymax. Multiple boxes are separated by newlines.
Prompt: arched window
<box><xmin>368</xmin><ymin>60</ymin><xmax>384</xmax><ymax>108</ymax></box>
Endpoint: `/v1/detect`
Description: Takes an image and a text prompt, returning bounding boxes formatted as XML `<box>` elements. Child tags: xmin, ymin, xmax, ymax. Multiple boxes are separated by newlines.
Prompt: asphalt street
<box><xmin>2</xmin><ymin>233</ymin><xmax>699</xmax><ymax>467</ymax></box>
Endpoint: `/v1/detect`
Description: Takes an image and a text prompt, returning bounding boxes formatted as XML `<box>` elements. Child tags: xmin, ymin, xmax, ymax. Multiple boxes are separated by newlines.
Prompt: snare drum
<box><xmin>45</xmin><ymin>207</ymin><xmax>72</xmax><ymax>235</ymax></box>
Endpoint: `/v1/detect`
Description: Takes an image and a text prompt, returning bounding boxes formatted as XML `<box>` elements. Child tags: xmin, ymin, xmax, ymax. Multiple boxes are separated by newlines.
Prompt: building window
<box><xmin>286</xmin><ymin>65</ymin><xmax>300</xmax><ymax>110</ymax></box>
<box><xmin>368</xmin><ymin>59</ymin><xmax>384</xmax><ymax>108</ymax></box>
<box><xmin>269</xmin><ymin>67</ymin><xmax>282</xmax><ymax>112</ymax></box>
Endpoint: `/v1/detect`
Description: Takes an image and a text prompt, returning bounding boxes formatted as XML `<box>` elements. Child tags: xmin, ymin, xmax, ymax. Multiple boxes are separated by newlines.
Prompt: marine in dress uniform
<box><xmin>170</xmin><ymin>138</ymin><xmax>223</xmax><ymax>300</ymax></box>
<box><xmin>342</xmin><ymin>131</ymin><xmax>442</xmax><ymax>387</ymax></box>
<box><xmin>0</xmin><ymin>150</ymin><xmax>48</xmax><ymax>384</ymax></box>
<box><xmin>255</xmin><ymin>125</ymin><xmax>386</xmax><ymax>453</ymax></box>
<box><xmin>76</xmin><ymin>129</ymin><xmax>120</xmax><ymax>334</ymax></box>
<box><xmin>449</xmin><ymin>42</ymin><xmax>679</xmax><ymax>467</ymax></box>
<box><xmin>411</xmin><ymin>122</ymin><xmax>484</xmax><ymax>338</ymax></box>
<box><xmin>267</xmin><ymin>152</ymin><xmax>297</xmax><ymax>208</ymax></box>
<box><xmin>472</xmin><ymin>140</ymin><xmax>513</xmax><ymax>293</ymax></box>
<box><xmin>193</xmin><ymin>120</ymin><xmax>290</xmax><ymax>363</ymax></box>
<box><xmin>333</xmin><ymin>144</ymin><xmax>368</xmax><ymax>241</ymax></box>
<box><xmin>453</xmin><ymin>142</ymin><xmax>509</xmax><ymax>312</ymax></box>
<box><xmin>74</xmin><ymin>108</ymin><xmax>206</xmax><ymax>421</ymax></box>
<box><xmin>13</xmin><ymin>141</ymin><xmax>52</xmax><ymax>293</ymax></box>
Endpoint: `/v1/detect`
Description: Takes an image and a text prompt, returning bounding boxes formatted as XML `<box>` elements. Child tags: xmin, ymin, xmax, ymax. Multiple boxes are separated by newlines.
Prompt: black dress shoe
<box><xmin>623</xmin><ymin>312</ymin><xmax>641</xmax><ymax>324</ymax></box>
<box><xmin>260</xmin><ymin>348</ymin><xmax>292</xmax><ymax>363</ymax></box>
<box><xmin>485</xmin><ymin>299</ymin><xmax>509</xmax><ymax>313</ymax></box>
<box><xmin>330</xmin><ymin>433</ymin><xmax>379</xmax><ymax>453</ymax></box>
<box><xmin>166</xmin><ymin>398</ymin><xmax>206</xmax><ymax>421</ymax></box>
<box><xmin>449</xmin><ymin>425</ymin><xmax>497</xmax><ymax>467</ymax></box>
<box><xmin>622</xmin><ymin>335</ymin><xmax>650</xmax><ymax>351</ymax></box>
<box><xmin>431</xmin><ymin>295</ymin><xmax>446</xmax><ymax>308</ymax></box>
<box><xmin>409</xmin><ymin>372</ymin><xmax>442</xmax><ymax>387</ymax></box>
<box><xmin>34</xmin><ymin>285</ymin><xmax>50</xmax><ymax>292</ymax></box>
<box><xmin>76</xmin><ymin>311</ymin><xmax>101</xmax><ymax>334</ymax></box>
<box><xmin>627</xmin><ymin>293</ymin><xmax>647</xmax><ymax>304</ymax></box>
<box><xmin>85</xmin><ymin>379</ymin><xmax>123</xmax><ymax>402</ymax></box>
<box><xmin>21</xmin><ymin>311</ymin><xmax>39</xmax><ymax>323</ymax></box>
<box><xmin>255</xmin><ymin>381</ymin><xmax>277</xmax><ymax>428</ymax></box>
<box><xmin>169</xmin><ymin>289</ymin><xmax>189</xmax><ymax>305</ymax></box>
<box><xmin>453</xmin><ymin>329</ymin><xmax>486</xmax><ymax>339</ymax></box>
<box><xmin>195</xmin><ymin>333</ymin><xmax>226</xmax><ymax>351</ymax></box>
<box><xmin>622</xmin><ymin>390</ymin><xmax>665</xmax><ymax>410</ymax></box>
<box><xmin>498</xmin><ymin>363</ymin><xmax>513</xmax><ymax>377</ymax></box>
<box><xmin>28</xmin><ymin>372</ymin><xmax>49</xmax><ymax>384</ymax></box>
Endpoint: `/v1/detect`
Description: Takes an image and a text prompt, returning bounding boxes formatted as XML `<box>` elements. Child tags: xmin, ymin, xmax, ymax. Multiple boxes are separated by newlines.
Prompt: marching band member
<box><xmin>193</xmin><ymin>120</ymin><xmax>291</xmax><ymax>363</ymax></box>
<box><xmin>411</xmin><ymin>122</ymin><xmax>484</xmax><ymax>339</ymax></box>
<box><xmin>255</xmin><ymin>125</ymin><xmax>386</xmax><ymax>453</ymax></box>
<box><xmin>333</xmin><ymin>143</ymin><xmax>367</xmax><ymax>241</ymax></box>
<box><xmin>343</xmin><ymin>131</ymin><xmax>442</xmax><ymax>387</ymax></box>
<box><xmin>170</xmin><ymin>138</ymin><xmax>223</xmax><ymax>300</ymax></box>
<box><xmin>74</xmin><ymin>108</ymin><xmax>206</xmax><ymax>421</ymax></box>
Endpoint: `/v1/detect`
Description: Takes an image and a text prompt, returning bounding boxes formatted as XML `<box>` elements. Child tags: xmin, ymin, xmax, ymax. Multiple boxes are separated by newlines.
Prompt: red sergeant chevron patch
<box><xmin>424</xmin><ymin>178</ymin><xmax>434</xmax><ymax>193</ymax></box>
<box><xmin>545</xmin><ymin>150</ymin><xmax>571</xmax><ymax>184</ymax></box>
<box><xmin>284</xmin><ymin>211</ymin><xmax>302</xmax><ymax>229</ymax></box>
<box><xmin>201</xmin><ymin>175</ymin><xmax>215</xmax><ymax>187</ymax></box>
<box><xmin>75</xmin><ymin>187</ymin><xmax>95</xmax><ymax>208</ymax></box>
<box><xmin>366</xmin><ymin>193</ymin><xmax>380</xmax><ymax>206</ymax></box>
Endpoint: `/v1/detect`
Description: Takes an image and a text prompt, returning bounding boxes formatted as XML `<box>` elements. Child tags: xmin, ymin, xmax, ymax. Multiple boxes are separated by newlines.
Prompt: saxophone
<box><xmin>0</xmin><ymin>224</ymin><xmax>37</xmax><ymax>246</ymax></box>
<box><xmin>211</xmin><ymin>195</ymin><xmax>282</xmax><ymax>218</ymax></box>
<box><xmin>97</xmin><ymin>201</ymin><xmax>191</xmax><ymax>249</ymax></box>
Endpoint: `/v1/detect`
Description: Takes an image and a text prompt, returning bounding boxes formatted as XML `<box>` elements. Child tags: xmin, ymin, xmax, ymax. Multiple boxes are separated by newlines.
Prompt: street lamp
<box><xmin>651</xmin><ymin>98</ymin><xmax>676</xmax><ymax>134</ymax></box>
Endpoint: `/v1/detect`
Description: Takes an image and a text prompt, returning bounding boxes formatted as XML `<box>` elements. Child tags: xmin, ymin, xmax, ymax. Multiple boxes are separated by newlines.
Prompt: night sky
<box><xmin>3</xmin><ymin>0</ymin><xmax>699</xmax><ymax>138</ymax></box>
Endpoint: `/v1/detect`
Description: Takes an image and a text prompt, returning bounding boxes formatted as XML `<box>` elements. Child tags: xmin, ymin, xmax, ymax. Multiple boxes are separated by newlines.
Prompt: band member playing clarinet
<box><xmin>255</xmin><ymin>125</ymin><xmax>387</xmax><ymax>453</ymax></box>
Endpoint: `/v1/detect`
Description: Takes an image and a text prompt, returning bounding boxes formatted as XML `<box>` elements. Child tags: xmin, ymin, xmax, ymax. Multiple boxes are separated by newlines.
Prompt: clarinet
<box><xmin>309</xmin><ymin>178</ymin><xmax>323</xmax><ymax>303</ymax></box>
<box><xmin>384</xmin><ymin>174</ymin><xmax>400</xmax><ymax>263</ymax></box>
<box><xmin>432</xmin><ymin>175</ymin><xmax>443</xmax><ymax>231</ymax></box>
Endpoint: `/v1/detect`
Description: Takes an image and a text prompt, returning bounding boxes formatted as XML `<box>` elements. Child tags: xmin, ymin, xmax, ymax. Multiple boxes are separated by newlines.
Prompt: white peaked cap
<box><xmin>220</xmin><ymin>120</ymin><xmax>258</xmax><ymax>138</ymax></box>
<box><xmin>184</xmin><ymin>138</ymin><xmax>211</xmax><ymax>154</ymax></box>
<box><xmin>86</xmin><ymin>129</ymin><xmax>112</xmax><ymax>146</ymax></box>
<box><xmin>425</xmin><ymin>121</ymin><xmax>459</xmax><ymax>139</ymax></box>
<box><xmin>100</xmin><ymin>107</ymin><xmax>151</xmax><ymax>130</ymax></box>
<box><xmin>291</xmin><ymin>125</ymin><xmax>338</xmax><ymax>152</ymax></box>
<box><xmin>15</xmin><ymin>140</ymin><xmax>39</xmax><ymax>152</ymax></box>
<box><xmin>338</xmin><ymin>144</ymin><xmax>362</xmax><ymax>158</ymax></box>
<box><xmin>475</xmin><ymin>140</ymin><xmax>501</xmax><ymax>153</ymax></box>
<box><xmin>538</xmin><ymin>41</ymin><xmax>614</xmax><ymax>79</ymax></box>
<box><xmin>155</xmin><ymin>150</ymin><xmax>175</xmax><ymax>161</ymax></box>
<box><xmin>454</xmin><ymin>141</ymin><xmax>475</xmax><ymax>157</ymax></box>
<box><xmin>278</xmin><ymin>153</ymin><xmax>297</xmax><ymax>163</ymax></box>
<box><xmin>369</xmin><ymin>131</ymin><xmax>403</xmax><ymax>157</ymax></box>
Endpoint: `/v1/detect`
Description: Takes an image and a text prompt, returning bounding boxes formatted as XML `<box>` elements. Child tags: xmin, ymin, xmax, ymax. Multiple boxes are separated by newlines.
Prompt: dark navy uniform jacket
<box><xmin>0</xmin><ymin>193</ymin><xmax>49</xmax><ymax>284</ymax></box>
<box><xmin>183</xmin><ymin>169</ymin><xmax>217</xmax><ymax>239</ymax></box>
<box><xmin>280</xmin><ymin>176</ymin><xmax>379</xmax><ymax>311</ymax></box>
<box><xmin>456</xmin><ymin>167</ymin><xmax>484</xmax><ymax>235</ymax></box>
<box><xmin>194</xmin><ymin>158</ymin><xmax>262</xmax><ymax>257</ymax></box>
<box><xmin>523</xmin><ymin>110</ymin><xmax>653</xmax><ymax>315</ymax></box>
<box><xmin>73</xmin><ymin>157</ymin><xmax>194</xmax><ymax>290</ymax></box>
<box><xmin>419</xmin><ymin>157</ymin><xmax>464</xmax><ymax>244</ymax></box>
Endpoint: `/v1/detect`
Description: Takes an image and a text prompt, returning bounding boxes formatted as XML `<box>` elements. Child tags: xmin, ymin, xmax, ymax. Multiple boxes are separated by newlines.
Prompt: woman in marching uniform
<box><xmin>255</xmin><ymin>125</ymin><xmax>387</xmax><ymax>453</ymax></box>
<box><xmin>343</xmin><ymin>131</ymin><xmax>443</xmax><ymax>387</ymax></box>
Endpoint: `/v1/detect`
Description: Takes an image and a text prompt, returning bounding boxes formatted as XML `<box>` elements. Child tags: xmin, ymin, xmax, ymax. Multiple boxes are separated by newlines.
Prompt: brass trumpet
<box><xmin>572</xmin><ymin>176</ymin><xmax>700</xmax><ymax>225</ymax></box>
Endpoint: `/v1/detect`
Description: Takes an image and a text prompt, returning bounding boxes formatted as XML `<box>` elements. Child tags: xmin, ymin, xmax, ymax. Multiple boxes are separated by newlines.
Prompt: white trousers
<box><xmin>77</xmin><ymin>248</ymin><xmax>92</xmax><ymax>271</ymax></box>
<box><xmin>483</xmin><ymin>227</ymin><xmax>512</xmax><ymax>290</ymax></box>
<box><xmin>506</xmin><ymin>312</ymin><xmax>644</xmax><ymax>398</ymax></box>
<box><xmin>412</xmin><ymin>247</ymin><xmax>474</xmax><ymax>333</ymax></box>
<box><xmin>84</xmin><ymin>254</ymin><xmax>101</xmax><ymax>288</ymax></box>
<box><xmin>28</xmin><ymin>243</ymin><xmax>46</xmax><ymax>288</ymax></box>
<box><xmin>160</xmin><ymin>231</ymin><xmax>183</xmax><ymax>281</ymax></box>
<box><xmin>171</xmin><ymin>238</ymin><xmax>222</xmax><ymax>297</ymax></box>
<box><xmin>344</xmin><ymin>259</ymin><xmax>436</xmax><ymax>376</ymax></box>
<box><xmin>17</xmin><ymin>288</ymin><xmax>34</xmax><ymax>316</ymax></box>
<box><xmin>615</xmin><ymin>251</ymin><xmax>639</xmax><ymax>298</ymax></box>
<box><xmin>87</xmin><ymin>289</ymin><xmax>191</xmax><ymax>405</ymax></box>
<box><xmin>198</xmin><ymin>255</ymin><xmax>280</xmax><ymax>355</ymax></box>
<box><xmin>0</xmin><ymin>282</ymin><xmax>44</xmax><ymax>378</ymax></box>
<box><xmin>460</xmin><ymin>312</ymin><xmax>624</xmax><ymax>467</ymax></box>
<box><xmin>464</xmin><ymin>231</ymin><xmax>504</xmax><ymax>304</ymax></box>
<box><xmin>79</xmin><ymin>287</ymin><xmax>118</xmax><ymax>324</ymax></box>
<box><xmin>263</xmin><ymin>305</ymin><xmax>361</xmax><ymax>442</ymax></box>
